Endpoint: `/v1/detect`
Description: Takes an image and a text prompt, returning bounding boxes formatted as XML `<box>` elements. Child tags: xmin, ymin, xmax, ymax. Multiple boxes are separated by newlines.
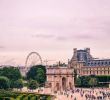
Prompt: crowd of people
<box><xmin>52</xmin><ymin>88</ymin><xmax>110</xmax><ymax>100</ymax></box>
<box><xmin>22</xmin><ymin>87</ymin><xmax>110</xmax><ymax>100</ymax></box>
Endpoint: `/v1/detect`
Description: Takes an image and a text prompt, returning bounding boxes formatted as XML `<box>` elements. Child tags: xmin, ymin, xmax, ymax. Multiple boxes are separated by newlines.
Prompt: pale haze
<box><xmin>0</xmin><ymin>0</ymin><xmax>110</xmax><ymax>66</ymax></box>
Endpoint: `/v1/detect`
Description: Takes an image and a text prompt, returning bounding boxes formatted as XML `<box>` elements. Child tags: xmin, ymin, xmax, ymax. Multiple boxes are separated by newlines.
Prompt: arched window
<box><xmin>91</xmin><ymin>62</ymin><xmax>93</xmax><ymax>66</ymax></box>
<box><xmin>105</xmin><ymin>62</ymin><xmax>107</xmax><ymax>65</ymax></box>
<box><xmin>98</xmin><ymin>62</ymin><xmax>100</xmax><ymax>65</ymax></box>
<box><xmin>56</xmin><ymin>83</ymin><xmax>59</xmax><ymax>90</ymax></box>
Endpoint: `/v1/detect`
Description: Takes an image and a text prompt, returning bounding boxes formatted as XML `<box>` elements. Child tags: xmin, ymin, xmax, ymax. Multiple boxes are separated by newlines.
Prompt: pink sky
<box><xmin>0</xmin><ymin>0</ymin><xmax>110</xmax><ymax>66</ymax></box>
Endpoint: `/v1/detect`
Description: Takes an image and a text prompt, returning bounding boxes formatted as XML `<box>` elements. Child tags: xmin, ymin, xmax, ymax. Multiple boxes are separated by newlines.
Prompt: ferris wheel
<box><xmin>25</xmin><ymin>52</ymin><xmax>42</xmax><ymax>67</ymax></box>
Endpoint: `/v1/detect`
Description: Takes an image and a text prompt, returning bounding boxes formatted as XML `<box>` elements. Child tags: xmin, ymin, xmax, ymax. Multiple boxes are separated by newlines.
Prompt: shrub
<box><xmin>14</xmin><ymin>79</ymin><xmax>23</xmax><ymax>90</ymax></box>
<box><xmin>27</xmin><ymin>80</ymin><xmax>38</xmax><ymax>90</ymax></box>
<box><xmin>0</xmin><ymin>76</ymin><xmax>10</xmax><ymax>89</ymax></box>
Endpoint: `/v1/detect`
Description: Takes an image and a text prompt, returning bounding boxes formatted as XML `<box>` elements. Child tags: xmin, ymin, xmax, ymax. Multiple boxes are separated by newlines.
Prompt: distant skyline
<box><xmin>0</xmin><ymin>0</ymin><xmax>110</xmax><ymax>66</ymax></box>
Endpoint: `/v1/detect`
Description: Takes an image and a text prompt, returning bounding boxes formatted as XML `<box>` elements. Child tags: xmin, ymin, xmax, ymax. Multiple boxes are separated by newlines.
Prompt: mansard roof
<box><xmin>71</xmin><ymin>48</ymin><xmax>110</xmax><ymax>67</ymax></box>
<box><xmin>86</xmin><ymin>59</ymin><xmax>110</xmax><ymax>66</ymax></box>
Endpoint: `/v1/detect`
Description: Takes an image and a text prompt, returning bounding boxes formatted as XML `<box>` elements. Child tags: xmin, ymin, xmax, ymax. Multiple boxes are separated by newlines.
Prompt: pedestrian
<box><xmin>74</xmin><ymin>97</ymin><xmax>76</xmax><ymax>100</ymax></box>
<box><xmin>71</xmin><ymin>94</ymin><xmax>73</xmax><ymax>98</ymax></box>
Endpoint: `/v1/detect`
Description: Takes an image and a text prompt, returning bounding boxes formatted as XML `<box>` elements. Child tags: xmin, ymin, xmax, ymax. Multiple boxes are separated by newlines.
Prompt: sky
<box><xmin>0</xmin><ymin>0</ymin><xmax>110</xmax><ymax>66</ymax></box>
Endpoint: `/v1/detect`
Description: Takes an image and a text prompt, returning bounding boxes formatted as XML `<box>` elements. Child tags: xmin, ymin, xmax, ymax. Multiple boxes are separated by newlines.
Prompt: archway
<box><xmin>62</xmin><ymin>77</ymin><xmax>66</xmax><ymax>90</ymax></box>
<box><xmin>69</xmin><ymin>82</ymin><xmax>72</xmax><ymax>89</ymax></box>
<box><xmin>56</xmin><ymin>83</ymin><xmax>60</xmax><ymax>91</ymax></box>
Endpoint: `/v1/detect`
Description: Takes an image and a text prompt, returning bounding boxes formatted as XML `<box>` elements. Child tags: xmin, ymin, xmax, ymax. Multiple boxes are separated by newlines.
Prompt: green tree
<box><xmin>80</xmin><ymin>76</ymin><xmax>91</xmax><ymax>87</ymax></box>
<box><xmin>14</xmin><ymin>79</ymin><xmax>23</xmax><ymax>90</ymax></box>
<box><xmin>0</xmin><ymin>67</ymin><xmax>22</xmax><ymax>89</ymax></box>
<box><xmin>0</xmin><ymin>69</ymin><xmax>3</xmax><ymax>76</ymax></box>
<box><xmin>0</xmin><ymin>76</ymin><xmax>10</xmax><ymax>89</ymax></box>
<box><xmin>28</xmin><ymin>80</ymin><xmax>38</xmax><ymax>90</ymax></box>
<box><xmin>89</xmin><ymin>77</ymin><xmax>98</xmax><ymax>87</ymax></box>
<box><xmin>2</xmin><ymin>67</ymin><xmax>22</xmax><ymax>81</ymax></box>
<box><xmin>75</xmin><ymin>77</ymin><xmax>81</xmax><ymax>87</ymax></box>
<box><xmin>36</xmin><ymin>68</ymin><xmax>46</xmax><ymax>85</ymax></box>
<box><xmin>26</xmin><ymin>65</ymin><xmax>46</xmax><ymax>85</ymax></box>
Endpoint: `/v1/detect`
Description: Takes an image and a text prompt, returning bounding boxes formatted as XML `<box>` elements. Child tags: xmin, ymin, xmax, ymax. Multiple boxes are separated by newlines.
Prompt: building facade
<box><xmin>70</xmin><ymin>48</ymin><xmax>110</xmax><ymax>76</ymax></box>
<box><xmin>46</xmin><ymin>48</ymin><xmax>110</xmax><ymax>91</ymax></box>
<box><xmin>46</xmin><ymin>65</ymin><xmax>74</xmax><ymax>91</ymax></box>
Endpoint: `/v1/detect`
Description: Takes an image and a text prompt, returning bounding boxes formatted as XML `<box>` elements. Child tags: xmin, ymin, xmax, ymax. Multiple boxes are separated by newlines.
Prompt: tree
<box><xmin>75</xmin><ymin>77</ymin><xmax>81</xmax><ymax>87</ymax></box>
<box><xmin>14</xmin><ymin>79</ymin><xmax>23</xmax><ymax>90</ymax></box>
<box><xmin>89</xmin><ymin>77</ymin><xmax>98</xmax><ymax>87</ymax></box>
<box><xmin>26</xmin><ymin>65</ymin><xmax>46</xmax><ymax>85</ymax></box>
<box><xmin>80</xmin><ymin>76</ymin><xmax>91</xmax><ymax>87</ymax></box>
<box><xmin>2</xmin><ymin>67</ymin><xmax>22</xmax><ymax>81</ymax></box>
<box><xmin>0</xmin><ymin>69</ymin><xmax>3</xmax><ymax>76</ymax></box>
<box><xmin>28</xmin><ymin>80</ymin><xmax>38</xmax><ymax>90</ymax></box>
<box><xmin>36</xmin><ymin>68</ymin><xmax>46</xmax><ymax>85</ymax></box>
<box><xmin>0</xmin><ymin>76</ymin><xmax>10</xmax><ymax>89</ymax></box>
<box><xmin>0</xmin><ymin>67</ymin><xmax>22</xmax><ymax>89</ymax></box>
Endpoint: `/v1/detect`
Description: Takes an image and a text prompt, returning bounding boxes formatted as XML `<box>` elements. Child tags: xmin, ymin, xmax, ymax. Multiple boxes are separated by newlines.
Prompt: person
<box><xmin>74</xmin><ymin>97</ymin><xmax>76</xmax><ymax>100</ymax></box>
<box><xmin>71</xmin><ymin>95</ymin><xmax>73</xmax><ymax>98</ymax></box>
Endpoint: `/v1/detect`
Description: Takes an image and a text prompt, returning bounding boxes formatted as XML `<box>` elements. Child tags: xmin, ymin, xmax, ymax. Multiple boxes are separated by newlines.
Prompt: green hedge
<box><xmin>75</xmin><ymin>75</ymin><xmax>110</xmax><ymax>88</ymax></box>
<box><xmin>0</xmin><ymin>89</ymin><xmax>18</xmax><ymax>98</ymax></box>
<box><xmin>96</xmin><ymin>75</ymin><xmax>110</xmax><ymax>82</ymax></box>
<box><xmin>0</xmin><ymin>90</ymin><xmax>52</xmax><ymax>100</ymax></box>
<box><xmin>0</xmin><ymin>97</ymin><xmax>15</xmax><ymax>100</ymax></box>
<box><xmin>16</xmin><ymin>94</ymin><xmax>27</xmax><ymax>100</ymax></box>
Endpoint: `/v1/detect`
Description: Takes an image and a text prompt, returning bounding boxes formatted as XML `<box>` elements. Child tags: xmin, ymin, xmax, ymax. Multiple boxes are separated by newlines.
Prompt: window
<box><xmin>97</xmin><ymin>68</ymin><xmax>98</xmax><ymax>71</ymax></box>
<box><xmin>105</xmin><ymin>62</ymin><xmax>107</xmax><ymax>65</ymax></box>
<box><xmin>100</xmin><ymin>68</ymin><xmax>102</xmax><ymax>71</ymax></box>
<box><xmin>97</xmin><ymin>71</ymin><xmax>98</xmax><ymax>75</ymax></box>
<box><xmin>91</xmin><ymin>63</ymin><xmax>93</xmax><ymax>65</ymax></box>
<box><xmin>104</xmin><ymin>71</ymin><xmax>106</xmax><ymax>74</ymax></box>
<box><xmin>100</xmin><ymin>71</ymin><xmax>102</xmax><ymax>74</ymax></box>
<box><xmin>109</xmin><ymin>71</ymin><xmax>110</xmax><ymax>74</ymax></box>
<box><xmin>93</xmin><ymin>71</ymin><xmax>95</xmax><ymax>75</ymax></box>
<box><xmin>90</xmin><ymin>71</ymin><xmax>91</xmax><ymax>74</ymax></box>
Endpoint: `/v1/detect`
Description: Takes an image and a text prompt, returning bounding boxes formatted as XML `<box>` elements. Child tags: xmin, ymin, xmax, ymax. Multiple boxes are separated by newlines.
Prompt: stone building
<box><xmin>70</xmin><ymin>48</ymin><xmax>110</xmax><ymax>76</ymax></box>
<box><xmin>46</xmin><ymin>64</ymin><xmax>74</xmax><ymax>91</ymax></box>
<box><xmin>45</xmin><ymin>48</ymin><xmax>110</xmax><ymax>90</ymax></box>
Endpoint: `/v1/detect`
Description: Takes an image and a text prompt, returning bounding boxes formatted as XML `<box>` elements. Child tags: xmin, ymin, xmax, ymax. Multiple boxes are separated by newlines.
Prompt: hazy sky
<box><xmin>0</xmin><ymin>0</ymin><xmax>110</xmax><ymax>66</ymax></box>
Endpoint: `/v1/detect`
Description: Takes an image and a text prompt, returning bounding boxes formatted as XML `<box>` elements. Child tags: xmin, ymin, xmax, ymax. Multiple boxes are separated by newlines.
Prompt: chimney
<box><xmin>86</xmin><ymin>48</ymin><xmax>90</xmax><ymax>54</ymax></box>
<box><xmin>73</xmin><ymin>48</ymin><xmax>77</xmax><ymax>54</ymax></box>
<box><xmin>73</xmin><ymin>48</ymin><xmax>77</xmax><ymax>60</ymax></box>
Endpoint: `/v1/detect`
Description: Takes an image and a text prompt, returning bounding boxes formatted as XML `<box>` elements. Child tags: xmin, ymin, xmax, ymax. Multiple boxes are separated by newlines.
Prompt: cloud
<box><xmin>55</xmin><ymin>34</ymin><xmax>95</xmax><ymax>41</ymax></box>
<box><xmin>74</xmin><ymin>34</ymin><xmax>95</xmax><ymax>40</ymax></box>
<box><xmin>56</xmin><ymin>36</ymin><xmax>68</xmax><ymax>41</ymax></box>
<box><xmin>32</xmin><ymin>34</ymin><xmax>55</xmax><ymax>39</ymax></box>
<box><xmin>0</xmin><ymin>46</ymin><xmax>5</xmax><ymax>49</ymax></box>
